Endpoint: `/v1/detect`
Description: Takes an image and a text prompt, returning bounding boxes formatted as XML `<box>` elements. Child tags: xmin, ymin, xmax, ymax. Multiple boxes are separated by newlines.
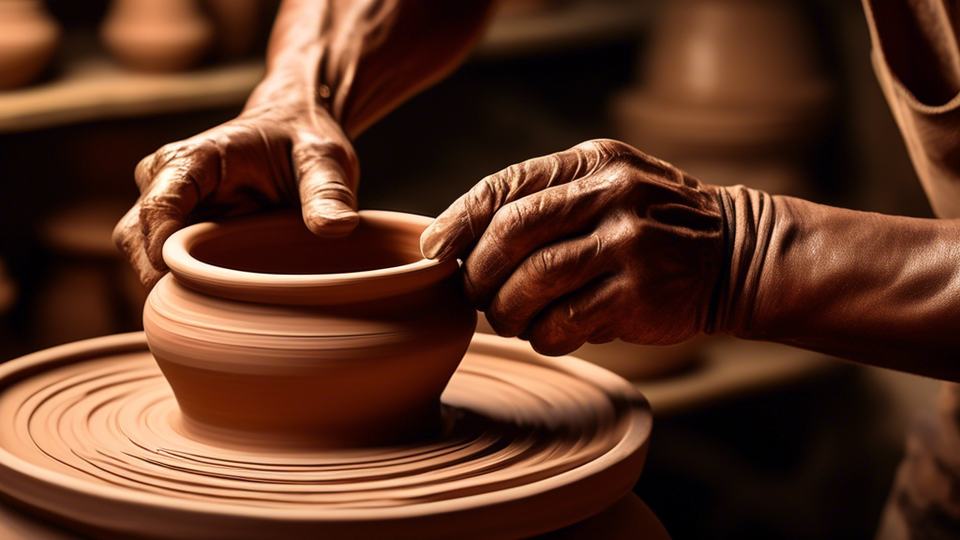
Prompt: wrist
<box><xmin>708</xmin><ymin>185</ymin><xmax>776</xmax><ymax>339</ymax></box>
<box><xmin>246</xmin><ymin>62</ymin><xmax>328</xmax><ymax>114</ymax></box>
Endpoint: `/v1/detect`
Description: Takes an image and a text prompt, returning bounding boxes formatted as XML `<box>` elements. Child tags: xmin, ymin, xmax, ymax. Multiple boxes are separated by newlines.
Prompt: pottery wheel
<box><xmin>0</xmin><ymin>333</ymin><xmax>650</xmax><ymax>540</ymax></box>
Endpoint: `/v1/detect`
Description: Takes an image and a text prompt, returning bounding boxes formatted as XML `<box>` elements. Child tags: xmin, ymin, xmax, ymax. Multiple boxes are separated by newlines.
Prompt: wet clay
<box><xmin>144</xmin><ymin>211</ymin><xmax>477</xmax><ymax>447</ymax></box>
<box><xmin>0</xmin><ymin>332</ymin><xmax>651</xmax><ymax>539</ymax></box>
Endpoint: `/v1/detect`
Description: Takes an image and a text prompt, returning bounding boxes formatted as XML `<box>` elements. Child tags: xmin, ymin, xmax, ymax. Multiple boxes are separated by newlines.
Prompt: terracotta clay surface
<box><xmin>0</xmin><ymin>332</ymin><xmax>651</xmax><ymax>539</ymax></box>
<box><xmin>144</xmin><ymin>211</ymin><xmax>476</xmax><ymax>447</ymax></box>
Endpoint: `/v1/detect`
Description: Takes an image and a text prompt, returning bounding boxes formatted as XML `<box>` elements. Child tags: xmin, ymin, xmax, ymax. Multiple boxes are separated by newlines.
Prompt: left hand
<box><xmin>420</xmin><ymin>139</ymin><xmax>725</xmax><ymax>356</ymax></box>
<box><xmin>113</xmin><ymin>99</ymin><xmax>358</xmax><ymax>289</ymax></box>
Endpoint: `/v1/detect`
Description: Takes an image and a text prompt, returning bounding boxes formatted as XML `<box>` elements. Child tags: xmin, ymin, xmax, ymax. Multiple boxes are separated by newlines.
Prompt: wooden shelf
<box><xmin>0</xmin><ymin>55</ymin><xmax>264</xmax><ymax>134</ymax></box>
<box><xmin>479</xmin><ymin>0</ymin><xmax>648</xmax><ymax>58</ymax></box>
<box><xmin>0</xmin><ymin>1</ymin><xmax>647</xmax><ymax>134</ymax></box>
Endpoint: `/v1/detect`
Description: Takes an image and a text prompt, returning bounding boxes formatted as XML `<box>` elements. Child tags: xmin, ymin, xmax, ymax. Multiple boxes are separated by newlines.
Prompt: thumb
<box><xmin>294</xmin><ymin>138</ymin><xmax>360</xmax><ymax>237</ymax></box>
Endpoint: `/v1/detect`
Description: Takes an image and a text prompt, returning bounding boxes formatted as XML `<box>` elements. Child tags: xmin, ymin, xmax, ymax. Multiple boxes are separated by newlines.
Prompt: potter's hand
<box><xmin>113</xmin><ymin>102</ymin><xmax>357</xmax><ymax>288</ymax></box>
<box><xmin>114</xmin><ymin>0</ymin><xmax>498</xmax><ymax>288</ymax></box>
<box><xmin>420</xmin><ymin>139</ymin><xmax>724</xmax><ymax>356</ymax></box>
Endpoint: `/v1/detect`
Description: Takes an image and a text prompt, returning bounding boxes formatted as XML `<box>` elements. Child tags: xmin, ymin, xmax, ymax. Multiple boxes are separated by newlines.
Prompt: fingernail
<box><xmin>420</xmin><ymin>223</ymin><xmax>450</xmax><ymax>260</ymax></box>
<box><xmin>304</xmin><ymin>200</ymin><xmax>359</xmax><ymax>237</ymax></box>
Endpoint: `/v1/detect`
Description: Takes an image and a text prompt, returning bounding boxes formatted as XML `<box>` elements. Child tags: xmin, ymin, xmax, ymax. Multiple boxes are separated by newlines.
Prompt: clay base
<box><xmin>0</xmin><ymin>333</ymin><xmax>651</xmax><ymax>539</ymax></box>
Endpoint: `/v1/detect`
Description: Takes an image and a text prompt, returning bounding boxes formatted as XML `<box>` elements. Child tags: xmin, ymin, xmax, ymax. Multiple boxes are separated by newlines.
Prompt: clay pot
<box><xmin>143</xmin><ymin>211</ymin><xmax>477</xmax><ymax>448</ymax></box>
<box><xmin>0</xmin><ymin>0</ymin><xmax>61</xmax><ymax>90</ymax></box>
<box><xmin>100</xmin><ymin>0</ymin><xmax>213</xmax><ymax>72</ymax></box>
<box><xmin>643</xmin><ymin>0</ymin><xmax>827</xmax><ymax>109</ymax></box>
<box><xmin>613</xmin><ymin>0</ymin><xmax>831</xmax><ymax>196</ymax></box>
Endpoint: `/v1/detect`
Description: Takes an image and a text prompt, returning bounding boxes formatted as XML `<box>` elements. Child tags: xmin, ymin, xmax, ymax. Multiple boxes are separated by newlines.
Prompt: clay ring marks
<box><xmin>0</xmin><ymin>333</ymin><xmax>650</xmax><ymax>538</ymax></box>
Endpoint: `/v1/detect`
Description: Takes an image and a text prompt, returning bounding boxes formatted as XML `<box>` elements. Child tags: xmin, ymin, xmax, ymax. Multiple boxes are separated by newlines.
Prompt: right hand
<box><xmin>420</xmin><ymin>139</ymin><xmax>725</xmax><ymax>356</ymax></box>
<box><xmin>113</xmin><ymin>100</ymin><xmax>359</xmax><ymax>288</ymax></box>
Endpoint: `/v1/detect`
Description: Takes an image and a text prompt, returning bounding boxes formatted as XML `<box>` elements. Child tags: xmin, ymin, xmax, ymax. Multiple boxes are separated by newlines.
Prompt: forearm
<box><xmin>247</xmin><ymin>0</ymin><xmax>497</xmax><ymax>137</ymax></box>
<box><xmin>716</xmin><ymin>185</ymin><xmax>960</xmax><ymax>379</ymax></box>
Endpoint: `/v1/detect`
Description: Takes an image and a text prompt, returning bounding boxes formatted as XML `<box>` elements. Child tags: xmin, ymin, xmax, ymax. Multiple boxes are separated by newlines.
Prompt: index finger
<box><xmin>420</xmin><ymin>140</ymin><xmax>612</xmax><ymax>261</ymax></box>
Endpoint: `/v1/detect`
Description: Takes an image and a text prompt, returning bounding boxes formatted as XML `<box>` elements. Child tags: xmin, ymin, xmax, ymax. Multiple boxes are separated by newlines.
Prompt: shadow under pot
<box><xmin>143</xmin><ymin>211</ymin><xmax>477</xmax><ymax>449</ymax></box>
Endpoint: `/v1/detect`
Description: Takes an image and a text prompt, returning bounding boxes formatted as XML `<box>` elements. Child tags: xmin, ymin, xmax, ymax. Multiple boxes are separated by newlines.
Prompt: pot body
<box><xmin>143</xmin><ymin>211</ymin><xmax>477</xmax><ymax>448</ymax></box>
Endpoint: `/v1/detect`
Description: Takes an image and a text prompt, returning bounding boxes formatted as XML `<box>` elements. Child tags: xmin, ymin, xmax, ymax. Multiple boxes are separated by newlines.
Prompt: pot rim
<box><xmin>162</xmin><ymin>209</ymin><xmax>456</xmax><ymax>305</ymax></box>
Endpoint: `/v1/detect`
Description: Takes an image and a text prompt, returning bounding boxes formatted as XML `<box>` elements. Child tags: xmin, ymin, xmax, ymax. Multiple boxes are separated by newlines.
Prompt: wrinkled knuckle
<box><xmin>291</xmin><ymin>143</ymin><xmax>322</xmax><ymax>169</ymax></box>
<box><xmin>304</xmin><ymin>182</ymin><xmax>356</xmax><ymax>206</ymax></box>
<box><xmin>531</xmin><ymin>248</ymin><xmax>556</xmax><ymax>278</ymax></box>
<box><xmin>580</xmin><ymin>138</ymin><xmax>627</xmax><ymax>156</ymax></box>
<box><xmin>134</xmin><ymin>155</ymin><xmax>157</xmax><ymax>191</ymax></box>
<box><xmin>154</xmin><ymin>141</ymin><xmax>192</xmax><ymax>163</ymax></box>
<box><xmin>487</xmin><ymin>165</ymin><xmax>516</xmax><ymax>194</ymax></box>
<box><xmin>466</xmin><ymin>176</ymin><xmax>501</xmax><ymax>216</ymax></box>
<box><xmin>295</xmin><ymin>140</ymin><xmax>357</xmax><ymax>177</ymax></box>
<box><xmin>574</xmin><ymin>139</ymin><xmax>604</xmax><ymax>153</ymax></box>
<box><xmin>501</xmin><ymin>201</ymin><xmax>528</xmax><ymax>231</ymax></box>
<box><xmin>138</xmin><ymin>196</ymin><xmax>180</xmax><ymax>224</ymax></box>
<box><xmin>112</xmin><ymin>221</ymin><xmax>135</xmax><ymax>255</ymax></box>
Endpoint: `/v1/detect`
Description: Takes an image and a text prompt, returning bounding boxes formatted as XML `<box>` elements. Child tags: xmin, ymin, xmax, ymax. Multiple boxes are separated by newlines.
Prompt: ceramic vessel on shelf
<box><xmin>36</xmin><ymin>200</ymin><xmax>147</xmax><ymax>347</ymax></box>
<box><xmin>0</xmin><ymin>0</ymin><xmax>61</xmax><ymax>90</ymax></box>
<box><xmin>614</xmin><ymin>0</ymin><xmax>832</xmax><ymax>197</ymax></box>
<box><xmin>200</xmin><ymin>0</ymin><xmax>268</xmax><ymax>59</ymax></box>
<box><xmin>143</xmin><ymin>210</ymin><xmax>477</xmax><ymax>448</ymax></box>
<box><xmin>100</xmin><ymin>0</ymin><xmax>214</xmax><ymax>72</ymax></box>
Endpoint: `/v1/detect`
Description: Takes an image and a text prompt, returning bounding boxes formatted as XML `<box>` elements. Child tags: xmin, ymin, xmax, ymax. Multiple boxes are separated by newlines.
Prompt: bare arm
<box><xmin>420</xmin><ymin>141</ymin><xmax>960</xmax><ymax>381</ymax></box>
<box><xmin>253</xmin><ymin>0</ymin><xmax>497</xmax><ymax>137</ymax></box>
<box><xmin>717</xmin><ymin>186</ymin><xmax>960</xmax><ymax>380</ymax></box>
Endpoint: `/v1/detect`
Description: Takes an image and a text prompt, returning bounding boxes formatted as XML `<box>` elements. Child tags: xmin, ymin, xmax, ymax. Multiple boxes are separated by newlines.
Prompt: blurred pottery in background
<box><xmin>476</xmin><ymin>313</ymin><xmax>703</xmax><ymax>381</ymax></box>
<box><xmin>143</xmin><ymin>211</ymin><xmax>477</xmax><ymax>448</ymax></box>
<box><xmin>614</xmin><ymin>0</ymin><xmax>832</xmax><ymax>197</ymax></box>
<box><xmin>36</xmin><ymin>200</ymin><xmax>147</xmax><ymax>347</ymax></box>
<box><xmin>201</xmin><ymin>0</ymin><xmax>270</xmax><ymax>60</ymax></box>
<box><xmin>100</xmin><ymin>0</ymin><xmax>213</xmax><ymax>72</ymax></box>
<box><xmin>0</xmin><ymin>258</ymin><xmax>15</xmax><ymax>318</ymax></box>
<box><xmin>0</xmin><ymin>0</ymin><xmax>61</xmax><ymax>90</ymax></box>
<box><xmin>496</xmin><ymin>0</ymin><xmax>562</xmax><ymax>17</ymax></box>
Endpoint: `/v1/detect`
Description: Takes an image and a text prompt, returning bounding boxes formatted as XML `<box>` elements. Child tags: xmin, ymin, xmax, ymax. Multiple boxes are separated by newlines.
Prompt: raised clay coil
<box><xmin>0</xmin><ymin>332</ymin><xmax>651</xmax><ymax>539</ymax></box>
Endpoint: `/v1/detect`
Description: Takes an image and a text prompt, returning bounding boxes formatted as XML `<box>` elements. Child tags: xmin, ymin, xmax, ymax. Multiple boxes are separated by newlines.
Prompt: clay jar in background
<box><xmin>100</xmin><ymin>0</ymin><xmax>214</xmax><ymax>72</ymax></box>
<box><xmin>614</xmin><ymin>0</ymin><xmax>832</xmax><ymax>197</ymax></box>
<box><xmin>36</xmin><ymin>200</ymin><xmax>147</xmax><ymax>348</ymax></box>
<box><xmin>143</xmin><ymin>211</ymin><xmax>477</xmax><ymax>448</ymax></box>
<box><xmin>0</xmin><ymin>0</ymin><xmax>61</xmax><ymax>90</ymax></box>
<box><xmin>200</xmin><ymin>0</ymin><xmax>270</xmax><ymax>60</ymax></box>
